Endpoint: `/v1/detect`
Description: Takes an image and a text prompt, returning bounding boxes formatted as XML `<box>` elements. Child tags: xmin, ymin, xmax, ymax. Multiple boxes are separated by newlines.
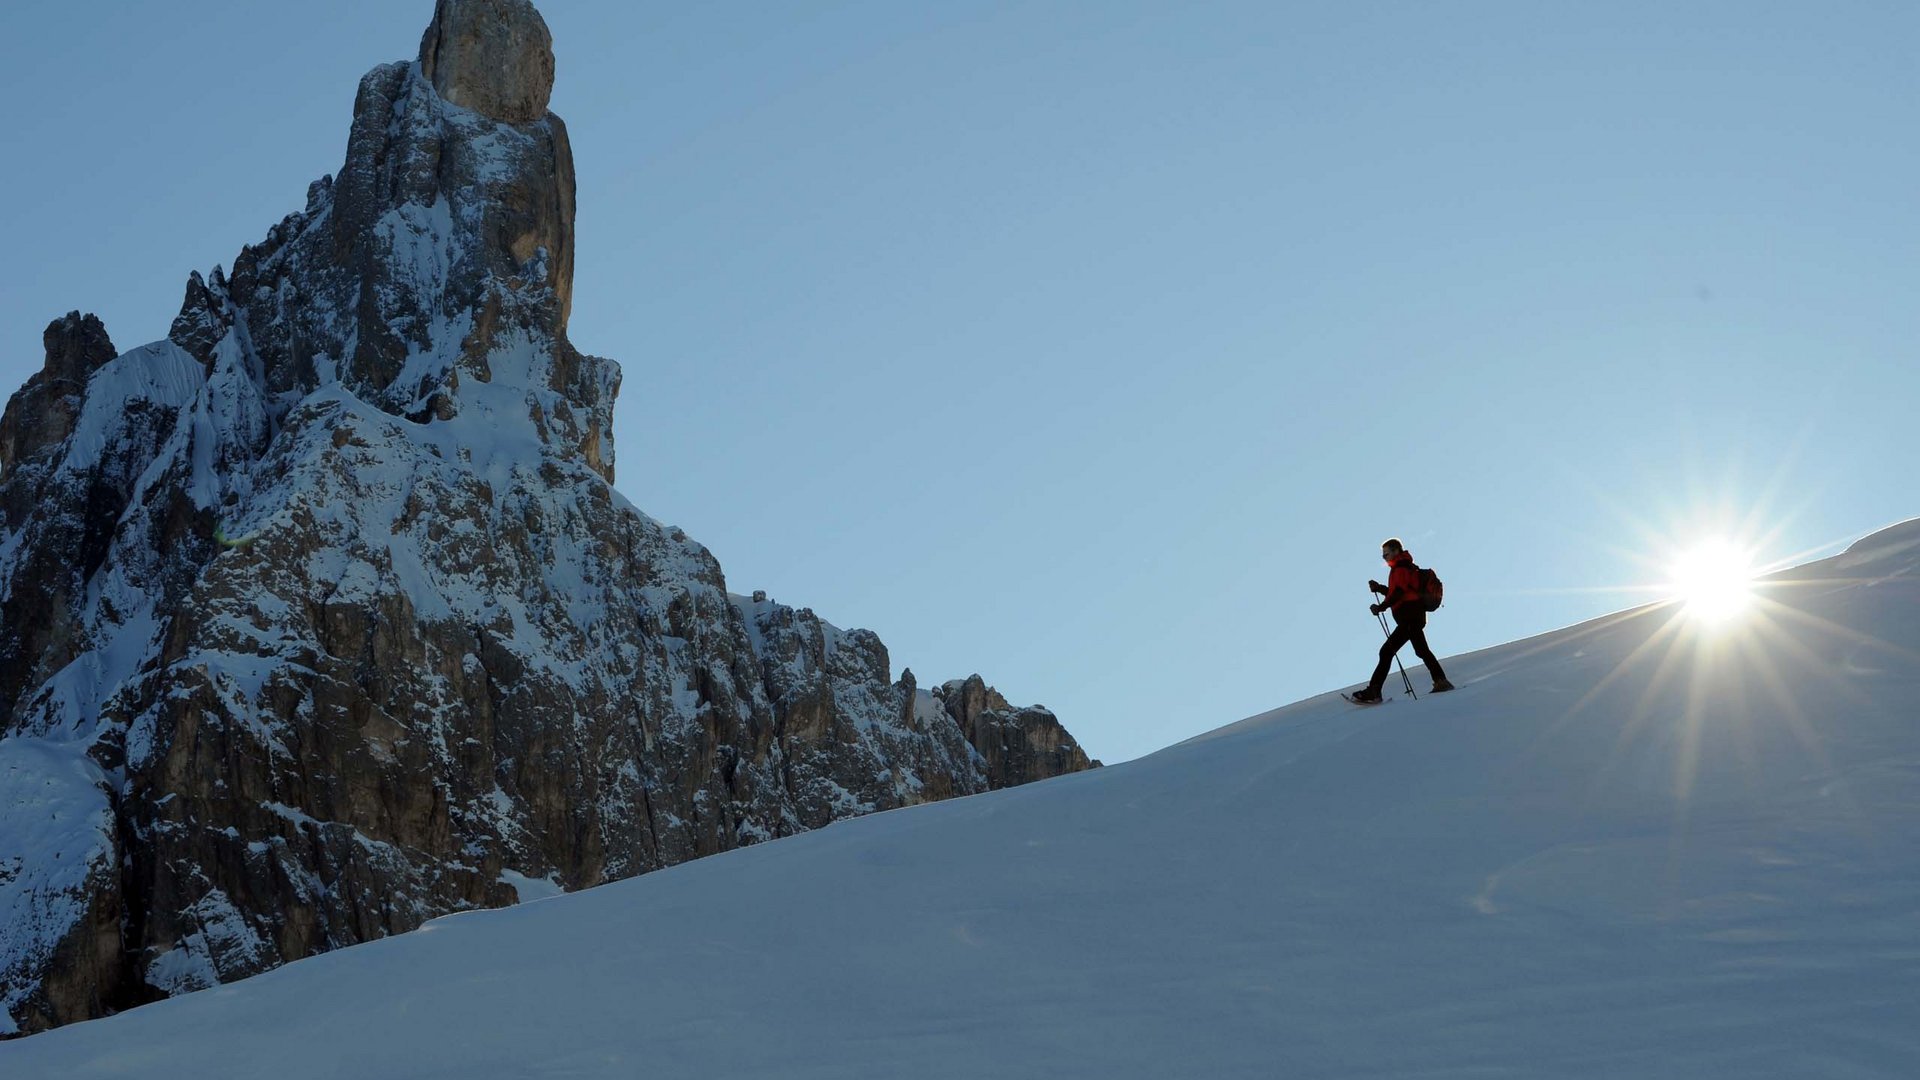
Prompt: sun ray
<box><xmin>1737</xmin><ymin>608</ymin><xmax>1889</xmax><ymax>719</ymax></box>
<box><xmin>1729</xmin><ymin>619</ymin><xmax>1842</xmax><ymax>790</ymax></box>
<box><xmin>1754</xmin><ymin>534</ymin><xmax>1861</xmax><ymax>576</ymax></box>
<box><xmin>1509</xmin><ymin>604</ymin><xmax>1693</xmax><ymax>793</ymax></box>
<box><xmin>1513</xmin><ymin>605</ymin><xmax>1685</xmax><ymax>766</ymax></box>
<box><xmin>1555</xmin><ymin>606</ymin><xmax>1689</xmax><ymax>723</ymax></box>
<box><xmin>1504</xmin><ymin>442</ymin><xmax>1915</xmax><ymax>879</ymax></box>
<box><xmin>1708</xmin><ymin>627</ymin><xmax>1763</xmax><ymax>803</ymax></box>
<box><xmin>1732</xmin><ymin>416</ymin><xmax>1823</xmax><ymax>555</ymax></box>
<box><xmin>1599</xmin><ymin>614</ymin><xmax>1701</xmax><ymax>793</ymax></box>
<box><xmin>1750</xmin><ymin>593</ymin><xmax>1920</xmax><ymax>668</ymax></box>
<box><xmin>1660</xmin><ymin>629</ymin><xmax>1726</xmax><ymax>900</ymax></box>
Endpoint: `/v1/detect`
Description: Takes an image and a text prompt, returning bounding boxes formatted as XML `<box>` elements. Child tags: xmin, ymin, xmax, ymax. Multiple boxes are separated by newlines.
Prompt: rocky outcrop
<box><xmin>419</xmin><ymin>0</ymin><xmax>555</xmax><ymax>124</ymax></box>
<box><xmin>0</xmin><ymin>0</ymin><xmax>1094</xmax><ymax>1038</ymax></box>
<box><xmin>937</xmin><ymin>675</ymin><xmax>1097</xmax><ymax>786</ymax></box>
<box><xmin>0</xmin><ymin>319</ymin><xmax>199</xmax><ymax>734</ymax></box>
<box><xmin>0</xmin><ymin>313</ymin><xmax>115</xmax><ymax>475</ymax></box>
<box><xmin>731</xmin><ymin>598</ymin><xmax>1094</xmax><ymax>818</ymax></box>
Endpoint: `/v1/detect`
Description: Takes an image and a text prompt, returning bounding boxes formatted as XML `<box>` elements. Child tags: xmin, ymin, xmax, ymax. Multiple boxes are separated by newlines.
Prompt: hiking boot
<box><xmin>1430</xmin><ymin>680</ymin><xmax>1455</xmax><ymax>693</ymax></box>
<box><xmin>1349</xmin><ymin>688</ymin><xmax>1383</xmax><ymax>703</ymax></box>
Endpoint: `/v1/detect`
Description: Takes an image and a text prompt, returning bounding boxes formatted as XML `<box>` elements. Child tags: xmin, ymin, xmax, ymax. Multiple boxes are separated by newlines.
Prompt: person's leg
<box><xmin>1368</xmin><ymin>624</ymin><xmax>1412</xmax><ymax>694</ymax></box>
<box><xmin>1408</xmin><ymin>626</ymin><xmax>1450</xmax><ymax>687</ymax></box>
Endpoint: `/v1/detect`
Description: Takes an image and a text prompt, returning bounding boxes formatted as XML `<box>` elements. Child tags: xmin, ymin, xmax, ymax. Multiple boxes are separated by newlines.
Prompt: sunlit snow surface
<box><xmin>6</xmin><ymin>520</ymin><xmax>1917</xmax><ymax>1077</ymax></box>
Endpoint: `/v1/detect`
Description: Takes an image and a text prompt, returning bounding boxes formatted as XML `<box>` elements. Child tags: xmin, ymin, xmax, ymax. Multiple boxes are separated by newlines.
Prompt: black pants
<box><xmin>1369</xmin><ymin>610</ymin><xmax>1447</xmax><ymax>694</ymax></box>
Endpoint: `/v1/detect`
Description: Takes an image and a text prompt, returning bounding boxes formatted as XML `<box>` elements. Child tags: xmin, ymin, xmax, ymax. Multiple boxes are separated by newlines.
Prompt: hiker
<box><xmin>1351</xmin><ymin>538</ymin><xmax>1453</xmax><ymax>703</ymax></box>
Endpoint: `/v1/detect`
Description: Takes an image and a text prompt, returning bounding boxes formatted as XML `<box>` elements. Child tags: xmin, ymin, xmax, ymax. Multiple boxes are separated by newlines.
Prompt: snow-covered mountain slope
<box><xmin>8</xmin><ymin>519</ymin><xmax>1914</xmax><ymax>1077</ymax></box>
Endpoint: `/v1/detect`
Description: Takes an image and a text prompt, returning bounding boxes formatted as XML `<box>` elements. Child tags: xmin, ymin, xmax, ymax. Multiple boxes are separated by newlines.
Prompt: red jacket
<box><xmin>1382</xmin><ymin>551</ymin><xmax>1421</xmax><ymax>610</ymax></box>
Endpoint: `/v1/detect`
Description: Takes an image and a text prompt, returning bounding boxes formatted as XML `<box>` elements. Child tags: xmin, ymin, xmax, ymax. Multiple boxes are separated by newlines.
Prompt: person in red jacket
<box><xmin>1351</xmin><ymin>537</ymin><xmax>1453</xmax><ymax>703</ymax></box>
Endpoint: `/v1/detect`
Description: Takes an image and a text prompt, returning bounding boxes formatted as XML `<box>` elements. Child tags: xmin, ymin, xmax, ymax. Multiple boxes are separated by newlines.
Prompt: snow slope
<box><xmin>5</xmin><ymin>519</ymin><xmax>1917</xmax><ymax>1077</ymax></box>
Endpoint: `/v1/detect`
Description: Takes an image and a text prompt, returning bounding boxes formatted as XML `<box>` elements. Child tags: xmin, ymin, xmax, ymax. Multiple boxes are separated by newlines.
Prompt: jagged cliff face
<box><xmin>0</xmin><ymin>0</ymin><xmax>1094</xmax><ymax>1037</ymax></box>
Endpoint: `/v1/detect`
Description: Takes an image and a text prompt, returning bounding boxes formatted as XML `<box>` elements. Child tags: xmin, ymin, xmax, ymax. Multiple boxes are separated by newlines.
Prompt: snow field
<box><xmin>4</xmin><ymin>519</ymin><xmax>1917</xmax><ymax>1077</ymax></box>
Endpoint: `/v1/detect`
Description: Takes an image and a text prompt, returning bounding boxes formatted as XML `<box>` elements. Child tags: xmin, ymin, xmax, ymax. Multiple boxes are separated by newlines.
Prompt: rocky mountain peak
<box><xmin>419</xmin><ymin>0</ymin><xmax>556</xmax><ymax>124</ymax></box>
<box><xmin>167</xmin><ymin>271</ymin><xmax>231</xmax><ymax>371</ymax></box>
<box><xmin>0</xmin><ymin>312</ymin><xmax>115</xmax><ymax>478</ymax></box>
<box><xmin>41</xmin><ymin>312</ymin><xmax>115</xmax><ymax>378</ymax></box>
<box><xmin>0</xmin><ymin>0</ymin><xmax>1095</xmax><ymax>1037</ymax></box>
<box><xmin>136</xmin><ymin>0</ymin><xmax>605</xmax><ymax>481</ymax></box>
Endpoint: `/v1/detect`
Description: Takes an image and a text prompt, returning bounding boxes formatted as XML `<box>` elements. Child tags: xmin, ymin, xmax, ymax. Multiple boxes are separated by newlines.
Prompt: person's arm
<box><xmin>1382</xmin><ymin>576</ymin><xmax>1413</xmax><ymax>611</ymax></box>
<box><xmin>1379</xmin><ymin>566</ymin><xmax>1416</xmax><ymax>609</ymax></box>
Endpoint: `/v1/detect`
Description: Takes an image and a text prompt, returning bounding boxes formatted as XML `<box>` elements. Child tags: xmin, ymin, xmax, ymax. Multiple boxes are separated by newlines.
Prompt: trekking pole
<box><xmin>1375</xmin><ymin>607</ymin><xmax>1418</xmax><ymax>700</ymax></box>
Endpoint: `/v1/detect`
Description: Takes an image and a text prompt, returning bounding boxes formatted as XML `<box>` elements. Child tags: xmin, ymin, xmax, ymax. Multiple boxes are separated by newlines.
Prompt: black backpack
<box><xmin>1415</xmin><ymin>566</ymin><xmax>1444</xmax><ymax>612</ymax></box>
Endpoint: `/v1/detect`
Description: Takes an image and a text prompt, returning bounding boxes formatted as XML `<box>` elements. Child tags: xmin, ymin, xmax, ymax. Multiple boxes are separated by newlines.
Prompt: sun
<box><xmin>1667</xmin><ymin>538</ymin><xmax>1756</xmax><ymax>623</ymax></box>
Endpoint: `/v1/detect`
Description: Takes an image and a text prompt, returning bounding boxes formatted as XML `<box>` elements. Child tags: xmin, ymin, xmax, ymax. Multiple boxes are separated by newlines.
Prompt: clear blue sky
<box><xmin>3</xmin><ymin>1</ymin><xmax>1915</xmax><ymax>762</ymax></box>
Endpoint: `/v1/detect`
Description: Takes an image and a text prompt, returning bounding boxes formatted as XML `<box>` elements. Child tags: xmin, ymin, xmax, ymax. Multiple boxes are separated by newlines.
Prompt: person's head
<box><xmin>1380</xmin><ymin>538</ymin><xmax>1404</xmax><ymax>562</ymax></box>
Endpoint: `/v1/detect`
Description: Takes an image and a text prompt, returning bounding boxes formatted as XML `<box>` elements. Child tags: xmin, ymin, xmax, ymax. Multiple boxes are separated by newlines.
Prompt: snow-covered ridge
<box><xmin>5</xmin><ymin>519</ymin><xmax>1913</xmax><ymax>1074</ymax></box>
<box><xmin>56</xmin><ymin>342</ymin><xmax>202</xmax><ymax>478</ymax></box>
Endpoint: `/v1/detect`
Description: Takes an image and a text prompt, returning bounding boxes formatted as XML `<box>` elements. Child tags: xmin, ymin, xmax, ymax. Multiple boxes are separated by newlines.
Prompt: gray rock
<box><xmin>0</xmin><ymin>312</ymin><xmax>128</xmax><ymax>725</ymax></box>
<box><xmin>419</xmin><ymin>0</ymin><xmax>555</xmax><ymax>124</ymax></box>
<box><xmin>937</xmin><ymin>674</ymin><xmax>1099</xmax><ymax>785</ymax></box>
<box><xmin>0</xmin><ymin>312</ymin><xmax>114</xmax><ymax>475</ymax></box>
<box><xmin>167</xmin><ymin>270</ymin><xmax>231</xmax><ymax>371</ymax></box>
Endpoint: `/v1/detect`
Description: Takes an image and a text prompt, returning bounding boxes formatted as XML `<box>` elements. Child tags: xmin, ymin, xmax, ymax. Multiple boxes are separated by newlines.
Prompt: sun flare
<box><xmin>1667</xmin><ymin>539</ymin><xmax>1756</xmax><ymax>623</ymax></box>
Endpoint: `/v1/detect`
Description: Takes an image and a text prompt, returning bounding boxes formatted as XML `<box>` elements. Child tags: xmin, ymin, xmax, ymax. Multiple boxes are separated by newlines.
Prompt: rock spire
<box><xmin>419</xmin><ymin>0</ymin><xmax>556</xmax><ymax>123</ymax></box>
